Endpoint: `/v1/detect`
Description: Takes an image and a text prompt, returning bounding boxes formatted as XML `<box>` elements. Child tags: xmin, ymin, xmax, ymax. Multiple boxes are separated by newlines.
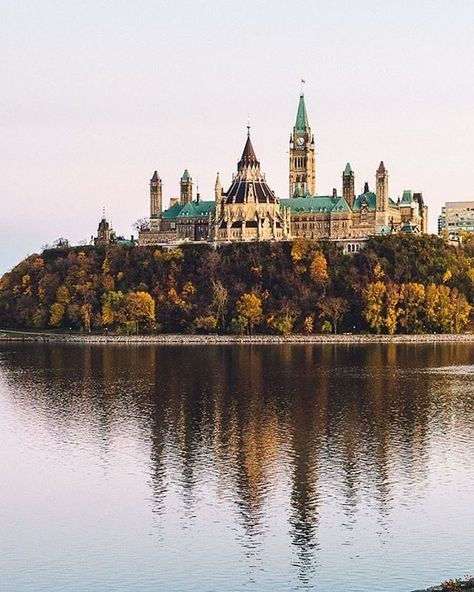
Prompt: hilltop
<box><xmin>0</xmin><ymin>236</ymin><xmax>473</xmax><ymax>336</ymax></box>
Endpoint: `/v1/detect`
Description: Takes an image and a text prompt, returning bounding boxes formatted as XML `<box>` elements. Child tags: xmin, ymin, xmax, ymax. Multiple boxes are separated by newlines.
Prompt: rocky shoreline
<box><xmin>411</xmin><ymin>579</ymin><xmax>474</xmax><ymax>592</ymax></box>
<box><xmin>1</xmin><ymin>330</ymin><xmax>474</xmax><ymax>345</ymax></box>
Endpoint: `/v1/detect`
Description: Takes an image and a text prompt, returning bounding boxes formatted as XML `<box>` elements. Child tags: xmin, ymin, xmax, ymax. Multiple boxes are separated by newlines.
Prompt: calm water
<box><xmin>1</xmin><ymin>343</ymin><xmax>473</xmax><ymax>592</ymax></box>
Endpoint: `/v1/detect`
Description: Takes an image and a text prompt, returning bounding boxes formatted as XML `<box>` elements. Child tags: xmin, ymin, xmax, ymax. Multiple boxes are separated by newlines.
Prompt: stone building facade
<box><xmin>138</xmin><ymin>93</ymin><xmax>428</xmax><ymax>245</ymax></box>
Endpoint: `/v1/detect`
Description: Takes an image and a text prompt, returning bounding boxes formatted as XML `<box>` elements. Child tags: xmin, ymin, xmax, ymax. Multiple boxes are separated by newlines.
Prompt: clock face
<box><xmin>297</xmin><ymin>137</ymin><xmax>305</xmax><ymax>146</ymax></box>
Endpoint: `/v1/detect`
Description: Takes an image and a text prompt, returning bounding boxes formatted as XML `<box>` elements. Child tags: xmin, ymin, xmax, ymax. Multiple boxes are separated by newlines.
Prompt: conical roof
<box><xmin>238</xmin><ymin>133</ymin><xmax>259</xmax><ymax>170</ymax></box>
<box><xmin>181</xmin><ymin>169</ymin><xmax>191</xmax><ymax>181</ymax></box>
<box><xmin>343</xmin><ymin>163</ymin><xmax>353</xmax><ymax>176</ymax></box>
<box><xmin>295</xmin><ymin>93</ymin><xmax>310</xmax><ymax>133</ymax></box>
<box><xmin>151</xmin><ymin>170</ymin><xmax>160</xmax><ymax>182</ymax></box>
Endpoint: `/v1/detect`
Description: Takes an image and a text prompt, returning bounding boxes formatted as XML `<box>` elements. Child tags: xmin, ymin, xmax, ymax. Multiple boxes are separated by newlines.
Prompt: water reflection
<box><xmin>1</xmin><ymin>342</ymin><xmax>473</xmax><ymax>591</ymax></box>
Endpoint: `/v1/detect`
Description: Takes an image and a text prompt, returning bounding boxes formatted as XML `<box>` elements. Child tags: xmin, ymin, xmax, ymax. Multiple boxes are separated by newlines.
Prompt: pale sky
<box><xmin>1</xmin><ymin>0</ymin><xmax>474</xmax><ymax>274</ymax></box>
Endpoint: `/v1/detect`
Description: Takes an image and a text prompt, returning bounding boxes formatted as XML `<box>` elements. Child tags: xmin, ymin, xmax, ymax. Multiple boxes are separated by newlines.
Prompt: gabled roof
<box><xmin>295</xmin><ymin>93</ymin><xmax>310</xmax><ymax>133</ymax></box>
<box><xmin>400</xmin><ymin>190</ymin><xmax>414</xmax><ymax>205</ymax></box>
<box><xmin>177</xmin><ymin>200</ymin><xmax>215</xmax><ymax>217</ymax></box>
<box><xmin>280</xmin><ymin>196</ymin><xmax>351</xmax><ymax>213</ymax></box>
<box><xmin>352</xmin><ymin>192</ymin><xmax>377</xmax><ymax>211</ymax></box>
<box><xmin>161</xmin><ymin>201</ymin><xmax>184</xmax><ymax>219</ymax></box>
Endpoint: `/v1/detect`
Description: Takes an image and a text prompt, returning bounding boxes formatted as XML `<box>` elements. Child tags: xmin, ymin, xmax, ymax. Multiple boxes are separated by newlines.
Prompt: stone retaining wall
<box><xmin>2</xmin><ymin>332</ymin><xmax>474</xmax><ymax>345</ymax></box>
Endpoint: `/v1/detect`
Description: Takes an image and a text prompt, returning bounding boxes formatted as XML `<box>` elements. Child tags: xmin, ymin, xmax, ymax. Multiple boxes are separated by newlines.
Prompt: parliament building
<box><xmin>139</xmin><ymin>93</ymin><xmax>428</xmax><ymax>246</ymax></box>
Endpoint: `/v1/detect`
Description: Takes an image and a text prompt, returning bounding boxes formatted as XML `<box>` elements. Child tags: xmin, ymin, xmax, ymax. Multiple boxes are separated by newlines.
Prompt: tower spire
<box><xmin>295</xmin><ymin>92</ymin><xmax>310</xmax><ymax>133</ymax></box>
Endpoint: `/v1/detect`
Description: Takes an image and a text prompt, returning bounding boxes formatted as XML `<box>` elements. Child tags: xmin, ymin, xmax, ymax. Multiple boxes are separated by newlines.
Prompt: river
<box><xmin>1</xmin><ymin>343</ymin><xmax>473</xmax><ymax>592</ymax></box>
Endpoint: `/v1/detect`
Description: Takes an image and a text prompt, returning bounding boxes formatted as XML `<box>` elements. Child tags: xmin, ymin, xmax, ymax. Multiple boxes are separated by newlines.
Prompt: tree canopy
<box><xmin>1</xmin><ymin>235</ymin><xmax>473</xmax><ymax>335</ymax></box>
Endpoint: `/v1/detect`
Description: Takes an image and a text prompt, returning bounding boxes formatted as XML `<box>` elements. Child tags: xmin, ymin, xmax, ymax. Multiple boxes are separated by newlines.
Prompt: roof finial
<box><xmin>300</xmin><ymin>77</ymin><xmax>306</xmax><ymax>95</ymax></box>
<box><xmin>247</xmin><ymin>113</ymin><xmax>251</xmax><ymax>137</ymax></box>
<box><xmin>102</xmin><ymin>206</ymin><xmax>106</xmax><ymax>219</ymax></box>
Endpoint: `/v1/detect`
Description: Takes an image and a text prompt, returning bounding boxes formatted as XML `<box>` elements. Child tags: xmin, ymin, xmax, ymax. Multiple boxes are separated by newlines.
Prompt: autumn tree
<box><xmin>235</xmin><ymin>293</ymin><xmax>262</xmax><ymax>335</ymax></box>
<box><xmin>125</xmin><ymin>291</ymin><xmax>155</xmax><ymax>333</ymax></box>
<box><xmin>363</xmin><ymin>282</ymin><xmax>386</xmax><ymax>334</ymax></box>
<box><xmin>309</xmin><ymin>252</ymin><xmax>329</xmax><ymax>290</ymax></box>
<box><xmin>319</xmin><ymin>297</ymin><xmax>349</xmax><ymax>334</ymax></box>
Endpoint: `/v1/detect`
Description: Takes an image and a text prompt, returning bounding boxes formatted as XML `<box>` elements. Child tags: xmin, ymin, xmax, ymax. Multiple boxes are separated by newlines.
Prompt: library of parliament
<box><xmin>136</xmin><ymin>93</ymin><xmax>428</xmax><ymax>247</ymax></box>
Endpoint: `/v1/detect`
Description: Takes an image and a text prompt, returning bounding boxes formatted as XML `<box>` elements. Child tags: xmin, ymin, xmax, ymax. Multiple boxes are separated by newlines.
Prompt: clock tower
<box><xmin>289</xmin><ymin>93</ymin><xmax>316</xmax><ymax>197</ymax></box>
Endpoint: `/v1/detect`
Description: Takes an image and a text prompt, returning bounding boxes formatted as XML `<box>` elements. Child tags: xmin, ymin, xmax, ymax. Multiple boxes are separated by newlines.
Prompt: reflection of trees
<box><xmin>2</xmin><ymin>341</ymin><xmax>474</xmax><ymax>585</ymax></box>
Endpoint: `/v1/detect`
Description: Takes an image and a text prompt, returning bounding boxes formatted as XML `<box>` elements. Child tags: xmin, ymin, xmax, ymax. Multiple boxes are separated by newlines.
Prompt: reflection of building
<box><xmin>139</xmin><ymin>93</ymin><xmax>428</xmax><ymax>245</ymax></box>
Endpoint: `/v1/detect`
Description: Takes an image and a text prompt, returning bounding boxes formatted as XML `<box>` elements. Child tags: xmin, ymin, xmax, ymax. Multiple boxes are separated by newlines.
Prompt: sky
<box><xmin>1</xmin><ymin>0</ymin><xmax>474</xmax><ymax>274</ymax></box>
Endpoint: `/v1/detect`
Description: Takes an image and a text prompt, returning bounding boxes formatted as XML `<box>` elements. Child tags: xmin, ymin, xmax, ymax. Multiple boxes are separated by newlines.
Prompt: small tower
<box><xmin>150</xmin><ymin>171</ymin><xmax>162</xmax><ymax>219</ymax></box>
<box><xmin>289</xmin><ymin>93</ymin><xmax>316</xmax><ymax>197</ymax></box>
<box><xmin>180</xmin><ymin>169</ymin><xmax>193</xmax><ymax>205</ymax></box>
<box><xmin>376</xmin><ymin>161</ymin><xmax>389</xmax><ymax>227</ymax></box>
<box><xmin>342</xmin><ymin>162</ymin><xmax>355</xmax><ymax>208</ymax></box>
<box><xmin>214</xmin><ymin>172</ymin><xmax>223</xmax><ymax>204</ymax></box>
<box><xmin>94</xmin><ymin>209</ymin><xmax>115</xmax><ymax>245</ymax></box>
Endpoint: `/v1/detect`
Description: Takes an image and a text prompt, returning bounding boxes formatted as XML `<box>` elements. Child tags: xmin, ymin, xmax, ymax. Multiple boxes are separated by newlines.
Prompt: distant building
<box><xmin>139</xmin><ymin>93</ymin><xmax>428</xmax><ymax>245</ymax></box>
<box><xmin>94</xmin><ymin>214</ymin><xmax>116</xmax><ymax>245</ymax></box>
<box><xmin>93</xmin><ymin>213</ymin><xmax>136</xmax><ymax>246</ymax></box>
<box><xmin>438</xmin><ymin>201</ymin><xmax>474</xmax><ymax>236</ymax></box>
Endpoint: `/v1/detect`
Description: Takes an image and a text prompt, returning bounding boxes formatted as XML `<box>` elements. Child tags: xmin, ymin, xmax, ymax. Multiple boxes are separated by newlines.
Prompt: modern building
<box><xmin>139</xmin><ymin>93</ymin><xmax>428</xmax><ymax>245</ymax></box>
<box><xmin>438</xmin><ymin>201</ymin><xmax>474</xmax><ymax>236</ymax></box>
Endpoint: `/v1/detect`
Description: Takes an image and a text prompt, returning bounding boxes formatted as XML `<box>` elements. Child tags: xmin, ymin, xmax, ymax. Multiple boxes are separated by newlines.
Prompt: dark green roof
<box><xmin>161</xmin><ymin>200</ymin><xmax>215</xmax><ymax>220</ymax></box>
<box><xmin>177</xmin><ymin>200</ymin><xmax>215</xmax><ymax>217</ymax></box>
<box><xmin>181</xmin><ymin>169</ymin><xmax>191</xmax><ymax>181</ymax></box>
<box><xmin>295</xmin><ymin>94</ymin><xmax>310</xmax><ymax>133</ymax></box>
<box><xmin>400</xmin><ymin>190</ymin><xmax>414</xmax><ymax>204</ymax></box>
<box><xmin>343</xmin><ymin>162</ymin><xmax>353</xmax><ymax>176</ymax></box>
<box><xmin>281</xmin><ymin>196</ymin><xmax>351</xmax><ymax>213</ymax></box>
<box><xmin>161</xmin><ymin>201</ymin><xmax>183</xmax><ymax>219</ymax></box>
<box><xmin>352</xmin><ymin>192</ymin><xmax>377</xmax><ymax>211</ymax></box>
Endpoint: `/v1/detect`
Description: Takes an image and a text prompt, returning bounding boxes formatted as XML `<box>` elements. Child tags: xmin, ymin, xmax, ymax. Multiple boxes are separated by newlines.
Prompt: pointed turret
<box><xmin>342</xmin><ymin>162</ymin><xmax>355</xmax><ymax>208</ymax></box>
<box><xmin>238</xmin><ymin>129</ymin><xmax>259</xmax><ymax>171</ymax></box>
<box><xmin>180</xmin><ymin>169</ymin><xmax>193</xmax><ymax>205</ymax></box>
<box><xmin>376</xmin><ymin>161</ymin><xmax>389</xmax><ymax>226</ymax></box>
<box><xmin>150</xmin><ymin>170</ymin><xmax>162</xmax><ymax>218</ymax></box>
<box><xmin>214</xmin><ymin>172</ymin><xmax>223</xmax><ymax>203</ymax></box>
<box><xmin>295</xmin><ymin>93</ymin><xmax>310</xmax><ymax>133</ymax></box>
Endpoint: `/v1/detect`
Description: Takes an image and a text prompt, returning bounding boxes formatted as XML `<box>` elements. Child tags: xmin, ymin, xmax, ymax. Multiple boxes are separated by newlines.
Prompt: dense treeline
<box><xmin>1</xmin><ymin>235</ymin><xmax>473</xmax><ymax>335</ymax></box>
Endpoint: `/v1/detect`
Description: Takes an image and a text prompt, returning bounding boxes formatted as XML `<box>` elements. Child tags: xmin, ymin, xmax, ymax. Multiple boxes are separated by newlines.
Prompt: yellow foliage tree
<box><xmin>363</xmin><ymin>281</ymin><xmax>386</xmax><ymax>334</ymax></box>
<box><xmin>398</xmin><ymin>283</ymin><xmax>425</xmax><ymax>333</ymax></box>
<box><xmin>49</xmin><ymin>302</ymin><xmax>65</xmax><ymax>327</ymax></box>
<box><xmin>235</xmin><ymin>293</ymin><xmax>262</xmax><ymax>335</ymax></box>
<box><xmin>125</xmin><ymin>291</ymin><xmax>155</xmax><ymax>333</ymax></box>
<box><xmin>309</xmin><ymin>253</ymin><xmax>329</xmax><ymax>288</ymax></box>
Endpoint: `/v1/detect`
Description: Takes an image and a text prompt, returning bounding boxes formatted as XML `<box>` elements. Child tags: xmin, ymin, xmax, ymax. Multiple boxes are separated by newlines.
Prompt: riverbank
<box><xmin>412</xmin><ymin>579</ymin><xmax>474</xmax><ymax>592</ymax></box>
<box><xmin>1</xmin><ymin>329</ymin><xmax>474</xmax><ymax>344</ymax></box>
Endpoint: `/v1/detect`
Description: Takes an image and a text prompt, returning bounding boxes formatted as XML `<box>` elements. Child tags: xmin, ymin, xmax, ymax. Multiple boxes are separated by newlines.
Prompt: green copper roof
<box><xmin>343</xmin><ymin>162</ymin><xmax>353</xmax><ymax>176</ymax></box>
<box><xmin>181</xmin><ymin>169</ymin><xmax>191</xmax><ymax>181</ymax></box>
<box><xmin>295</xmin><ymin>94</ymin><xmax>310</xmax><ymax>133</ymax></box>
<box><xmin>161</xmin><ymin>202</ymin><xmax>184</xmax><ymax>219</ymax></box>
<box><xmin>281</xmin><ymin>196</ymin><xmax>351</xmax><ymax>213</ymax></box>
<box><xmin>161</xmin><ymin>200</ymin><xmax>215</xmax><ymax>220</ymax></box>
<box><xmin>352</xmin><ymin>192</ymin><xmax>377</xmax><ymax>212</ymax></box>
<box><xmin>177</xmin><ymin>200</ymin><xmax>215</xmax><ymax>217</ymax></box>
<box><xmin>400</xmin><ymin>190</ymin><xmax>414</xmax><ymax>204</ymax></box>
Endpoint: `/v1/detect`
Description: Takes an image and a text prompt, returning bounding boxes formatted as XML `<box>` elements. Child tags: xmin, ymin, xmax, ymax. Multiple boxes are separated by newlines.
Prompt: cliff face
<box><xmin>0</xmin><ymin>236</ymin><xmax>473</xmax><ymax>335</ymax></box>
